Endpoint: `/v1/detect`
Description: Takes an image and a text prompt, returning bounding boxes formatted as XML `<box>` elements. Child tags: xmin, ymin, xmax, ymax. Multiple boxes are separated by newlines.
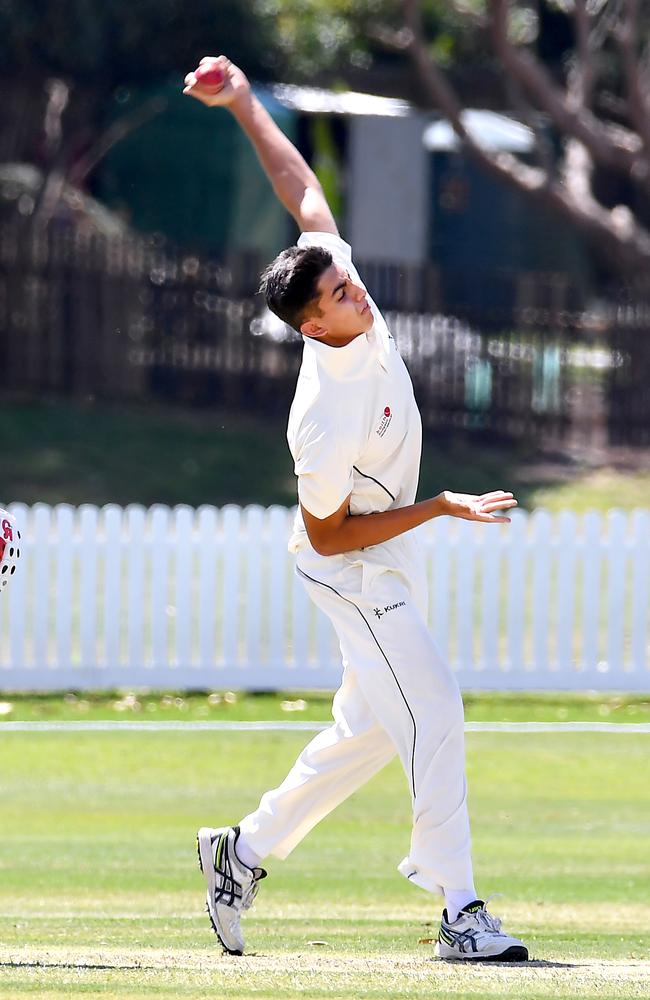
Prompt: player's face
<box><xmin>300</xmin><ymin>263</ymin><xmax>374</xmax><ymax>346</ymax></box>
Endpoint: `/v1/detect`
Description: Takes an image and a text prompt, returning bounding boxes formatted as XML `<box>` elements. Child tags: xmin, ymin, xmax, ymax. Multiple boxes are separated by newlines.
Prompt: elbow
<box><xmin>312</xmin><ymin>538</ymin><xmax>337</xmax><ymax>557</ymax></box>
<box><xmin>309</xmin><ymin>532</ymin><xmax>340</xmax><ymax>557</ymax></box>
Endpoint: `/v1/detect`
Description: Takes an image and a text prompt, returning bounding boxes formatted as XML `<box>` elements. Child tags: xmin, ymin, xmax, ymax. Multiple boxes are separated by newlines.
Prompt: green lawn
<box><xmin>1</xmin><ymin>397</ymin><xmax>649</xmax><ymax>511</ymax></box>
<box><xmin>1</xmin><ymin>690</ymin><xmax>650</xmax><ymax>725</ymax></box>
<box><xmin>0</xmin><ymin>698</ymin><xmax>648</xmax><ymax>998</ymax></box>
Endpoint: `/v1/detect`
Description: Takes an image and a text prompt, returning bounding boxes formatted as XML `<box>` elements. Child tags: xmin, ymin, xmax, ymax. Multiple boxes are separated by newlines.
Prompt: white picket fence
<box><xmin>0</xmin><ymin>503</ymin><xmax>648</xmax><ymax>692</ymax></box>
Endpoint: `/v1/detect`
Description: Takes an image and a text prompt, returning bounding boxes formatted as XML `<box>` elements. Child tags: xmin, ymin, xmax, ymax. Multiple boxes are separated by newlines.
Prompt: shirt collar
<box><xmin>302</xmin><ymin>315</ymin><xmax>391</xmax><ymax>380</ymax></box>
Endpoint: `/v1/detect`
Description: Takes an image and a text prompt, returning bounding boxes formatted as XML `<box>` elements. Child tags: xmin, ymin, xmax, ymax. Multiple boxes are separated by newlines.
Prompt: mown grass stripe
<box><xmin>1</xmin><ymin>720</ymin><xmax>650</xmax><ymax>733</ymax></box>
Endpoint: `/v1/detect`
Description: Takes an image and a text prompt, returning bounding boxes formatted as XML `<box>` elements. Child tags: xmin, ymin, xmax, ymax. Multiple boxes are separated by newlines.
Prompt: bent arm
<box><xmin>302</xmin><ymin>495</ymin><xmax>445</xmax><ymax>556</ymax></box>
<box><xmin>302</xmin><ymin>489</ymin><xmax>517</xmax><ymax>557</ymax></box>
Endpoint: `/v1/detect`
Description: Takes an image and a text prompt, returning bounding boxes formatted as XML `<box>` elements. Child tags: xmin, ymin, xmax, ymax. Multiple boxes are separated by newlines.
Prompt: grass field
<box><xmin>2</xmin><ymin>397</ymin><xmax>650</xmax><ymax>511</ymax></box>
<box><xmin>0</xmin><ymin>695</ymin><xmax>649</xmax><ymax>999</ymax></box>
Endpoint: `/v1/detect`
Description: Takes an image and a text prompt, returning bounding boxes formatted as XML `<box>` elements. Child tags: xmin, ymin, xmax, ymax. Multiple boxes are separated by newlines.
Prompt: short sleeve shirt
<box><xmin>287</xmin><ymin>232</ymin><xmax>422</xmax><ymax>554</ymax></box>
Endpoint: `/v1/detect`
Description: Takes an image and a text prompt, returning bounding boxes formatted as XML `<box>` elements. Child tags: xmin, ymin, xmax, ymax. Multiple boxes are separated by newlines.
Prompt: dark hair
<box><xmin>259</xmin><ymin>245</ymin><xmax>332</xmax><ymax>331</ymax></box>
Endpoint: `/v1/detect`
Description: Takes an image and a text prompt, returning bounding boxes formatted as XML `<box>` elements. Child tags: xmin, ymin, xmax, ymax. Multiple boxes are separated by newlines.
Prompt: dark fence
<box><xmin>0</xmin><ymin>221</ymin><xmax>648</xmax><ymax>446</ymax></box>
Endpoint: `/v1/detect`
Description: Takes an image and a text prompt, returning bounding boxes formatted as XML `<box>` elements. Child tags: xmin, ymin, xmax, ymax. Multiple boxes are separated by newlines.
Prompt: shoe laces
<box><xmin>241</xmin><ymin>870</ymin><xmax>263</xmax><ymax>911</ymax></box>
<box><xmin>475</xmin><ymin>908</ymin><xmax>502</xmax><ymax>933</ymax></box>
<box><xmin>475</xmin><ymin>894</ymin><xmax>503</xmax><ymax>933</ymax></box>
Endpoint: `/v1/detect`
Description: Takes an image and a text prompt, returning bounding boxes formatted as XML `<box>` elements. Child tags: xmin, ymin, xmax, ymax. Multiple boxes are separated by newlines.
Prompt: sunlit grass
<box><xmin>0</xmin><ymin>718</ymin><xmax>648</xmax><ymax>998</ymax></box>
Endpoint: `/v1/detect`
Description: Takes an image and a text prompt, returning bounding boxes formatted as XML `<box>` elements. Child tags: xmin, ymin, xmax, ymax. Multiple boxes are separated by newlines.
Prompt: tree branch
<box><xmin>399</xmin><ymin>0</ymin><xmax>650</xmax><ymax>274</ymax></box>
<box><xmin>569</xmin><ymin>0</ymin><xmax>596</xmax><ymax>110</ymax></box>
<box><xmin>488</xmin><ymin>0</ymin><xmax>650</xmax><ymax>190</ymax></box>
<box><xmin>504</xmin><ymin>76</ymin><xmax>555</xmax><ymax>177</ymax></box>
<box><xmin>403</xmin><ymin>0</ymin><xmax>550</xmax><ymax>190</ymax></box>
<box><xmin>613</xmin><ymin>0</ymin><xmax>650</xmax><ymax>166</ymax></box>
<box><xmin>561</xmin><ymin>1</ymin><xmax>596</xmax><ymax>225</ymax></box>
<box><xmin>68</xmin><ymin>95</ymin><xmax>168</xmax><ymax>186</ymax></box>
<box><xmin>31</xmin><ymin>78</ymin><xmax>71</xmax><ymax>227</ymax></box>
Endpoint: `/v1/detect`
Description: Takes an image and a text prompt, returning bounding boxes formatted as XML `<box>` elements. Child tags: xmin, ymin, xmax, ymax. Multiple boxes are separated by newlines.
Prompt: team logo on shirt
<box><xmin>373</xmin><ymin>601</ymin><xmax>406</xmax><ymax>619</ymax></box>
<box><xmin>376</xmin><ymin>405</ymin><xmax>392</xmax><ymax>438</ymax></box>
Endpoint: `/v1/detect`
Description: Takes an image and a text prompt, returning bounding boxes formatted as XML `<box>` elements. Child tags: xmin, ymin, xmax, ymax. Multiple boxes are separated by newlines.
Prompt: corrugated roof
<box><xmin>423</xmin><ymin>109</ymin><xmax>535</xmax><ymax>152</ymax></box>
<box><xmin>269</xmin><ymin>84</ymin><xmax>411</xmax><ymax>117</ymax></box>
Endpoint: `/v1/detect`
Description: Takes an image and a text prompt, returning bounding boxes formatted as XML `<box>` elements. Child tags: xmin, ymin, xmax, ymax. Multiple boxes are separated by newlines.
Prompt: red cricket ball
<box><xmin>195</xmin><ymin>64</ymin><xmax>226</xmax><ymax>91</ymax></box>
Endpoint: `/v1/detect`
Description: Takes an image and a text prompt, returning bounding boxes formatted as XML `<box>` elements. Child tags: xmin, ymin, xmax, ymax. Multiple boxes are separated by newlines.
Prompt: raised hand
<box><xmin>182</xmin><ymin>55</ymin><xmax>250</xmax><ymax>110</ymax></box>
<box><xmin>437</xmin><ymin>489</ymin><xmax>518</xmax><ymax>524</ymax></box>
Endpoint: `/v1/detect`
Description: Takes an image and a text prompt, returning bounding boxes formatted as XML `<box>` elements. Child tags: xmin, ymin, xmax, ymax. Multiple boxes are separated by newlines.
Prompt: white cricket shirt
<box><xmin>287</xmin><ymin>232</ymin><xmax>423</xmax><ymax>563</ymax></box>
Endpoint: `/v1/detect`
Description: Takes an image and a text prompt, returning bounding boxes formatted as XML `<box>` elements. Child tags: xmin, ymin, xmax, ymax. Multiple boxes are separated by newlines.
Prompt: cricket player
<box><xmin>184</xmin><ymin>56</ymin><xmax>528</xmax><ymax>963</ymax></box>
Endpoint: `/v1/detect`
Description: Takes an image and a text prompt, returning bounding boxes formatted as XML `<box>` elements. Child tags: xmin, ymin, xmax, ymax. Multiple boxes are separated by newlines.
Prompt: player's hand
<box><xmin>436</xmin><ymin>489</ymin><xmax>518</xmax><ymax>524</ymax></box>
<box><xmin>182</xmin><ymin>56</ymin><xmax>251</xmax><ymax>109</ymax></box>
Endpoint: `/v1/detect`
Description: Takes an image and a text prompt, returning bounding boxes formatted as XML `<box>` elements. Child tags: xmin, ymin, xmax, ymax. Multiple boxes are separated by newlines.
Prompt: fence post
<box><xmin>150</xmin><ymin>505</ymin><xmax>171</xmax><ymax>672</ymax></box>
<box><xmin>479</xmin><ymin>519</ymin><xmax>501</xmax><ymax>674</ymax></box>
<box><xmin>556</xmin><ymin>511</ymin><xmax>578</xmax><ymax>677</ymax></box>
<box><xmin>581</xmin><ymin>511</ymin><xmax>602</xmax><ymax>674</ymax></box>
<box><xmin>268</xmin><ymin>506</ymin><xmax>291</xmax><ymax>671</ymax></box>
<box><xmin>631</xmin><ymin>510</ymin><xmax>650</xmax><ymax>678</ymax></box>
<box><xmin>79</xmin><ymin>504</ymin><xmax>99</xmax><ymax>673</ymax></box>
<box><xmin>32</xmin><ymin>504</ymin><xmax>52</xmax><ymax>672</ymax></box>
<box><xmin>222</xmin><ymin>506</ymin><xmax>242</xmax><ymax>670</ymax></box>
<box><xmin>244</xmin><ymin>505</ymin><xmax>264</xmax><ymax>673</ymax></box>
<box><xmin>103</xmin><ymin>505</ymin><xmax>123</xmax><ymax>674</ymax></box>
<box><xmin>126</xmin><ymin>505</ymin><xmax>147</xmax><ymax>679</ymax></box>
<box><xmin>197</xmin><ymin>505</ymin><xmax>218</xmax><ymax>675</ymax></box>
<box><xmin>506</xmin><ymin>511</ymin><xmax>527</xmax><ymax>677</ymax></box>
<box><xmin>173</xmin><ymin>505</ymin><xmax>195</xmax><ymax>670</ymax></box>
<box><xmin>606</xmin><ymin>510</ymin><xmax>627</xmax><ymax>676</ymax></box>
<box><xmin>531</xmin><ymin>510</ymin><xmax>552</xmax><ymax>676</ymax></box>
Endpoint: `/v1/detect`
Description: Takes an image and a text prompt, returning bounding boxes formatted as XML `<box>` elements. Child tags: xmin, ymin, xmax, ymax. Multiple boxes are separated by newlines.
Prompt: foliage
<box><xmin>0</xmin><ymin>0</ymin><xmax>490</xmax><ymax>88</ymax></box>
<box><xmin>0</xmin><ymin>0</ymin><xmax>280</xmax><ymax>85</ymax></box>
<box><xmin>3</xmin><ymin>0</ymin><xmax>650</xmax><ymax>275</ymax></box>
<box><xmin>255</xmin><ymin>0</ymin><xmax>484</xmax><ymax>80</ymax></box>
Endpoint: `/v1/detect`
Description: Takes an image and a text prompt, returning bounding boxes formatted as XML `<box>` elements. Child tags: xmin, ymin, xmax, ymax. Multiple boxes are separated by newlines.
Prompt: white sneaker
<box><xmin>197</xmin><ymin>825</ymin><xmax>267</xmax><ymax>955</ymax></box>
<box><xmin>435</xmin><ymin>899</ymin><xmax>528</xmax><ymax>961</ymax></box>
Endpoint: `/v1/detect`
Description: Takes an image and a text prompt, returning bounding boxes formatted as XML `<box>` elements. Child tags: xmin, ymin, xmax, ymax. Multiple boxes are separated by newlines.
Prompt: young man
<box><xmin>183</xmin><ymin>56</ymin><xmax>528</xmax><ymax>963</ymax></box>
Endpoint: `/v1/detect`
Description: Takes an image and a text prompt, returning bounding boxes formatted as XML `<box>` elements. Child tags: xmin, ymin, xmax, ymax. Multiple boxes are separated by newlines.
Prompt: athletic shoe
<box><xmin>435</xmin><ymin>899</ymin><xmax>529</xmax><ymax>961</ymax></box>
<box><xmin>197</xmin><ymin>825</ymin><xmax>267</xmax><ymax>955</ymax></box>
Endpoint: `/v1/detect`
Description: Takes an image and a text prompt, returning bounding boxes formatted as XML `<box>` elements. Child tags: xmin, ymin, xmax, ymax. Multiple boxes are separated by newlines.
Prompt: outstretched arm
<box><xmin>183</xmin><ymin>55</ymin><xmax>338</xmax><ymax>236</ymax></box>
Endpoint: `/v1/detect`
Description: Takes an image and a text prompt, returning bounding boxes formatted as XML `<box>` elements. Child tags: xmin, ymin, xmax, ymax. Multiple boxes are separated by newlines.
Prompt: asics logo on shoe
<box><xmin>441</xmin><ymin>926</ymin><xmax>480</xmax><ymax>953</ymax></box>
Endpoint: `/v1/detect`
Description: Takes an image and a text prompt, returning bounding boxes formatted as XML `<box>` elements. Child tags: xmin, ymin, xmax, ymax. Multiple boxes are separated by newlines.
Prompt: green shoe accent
<box><xmin>215</xmin><ymin>832</ymin><xmax>226</xmax><ymax>870</ymax></box>
<box><xmin>462</xmin><ymin>900</ymin><xmax>485</xmax><ymax>914</ymax></box>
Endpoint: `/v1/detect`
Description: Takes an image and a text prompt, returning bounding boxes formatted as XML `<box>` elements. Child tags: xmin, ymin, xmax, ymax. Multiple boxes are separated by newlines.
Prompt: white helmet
<box><xmin>0</xmin><ymin>509</ymin><xmax>21</xmax><ymax>591</ymax></box>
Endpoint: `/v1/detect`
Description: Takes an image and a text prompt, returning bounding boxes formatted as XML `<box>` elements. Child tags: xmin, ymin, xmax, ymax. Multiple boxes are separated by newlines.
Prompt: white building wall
<box><xmin>347</xmin><ymin>113</ymin><xmax>429</xmax><ymax>264</ymax></box>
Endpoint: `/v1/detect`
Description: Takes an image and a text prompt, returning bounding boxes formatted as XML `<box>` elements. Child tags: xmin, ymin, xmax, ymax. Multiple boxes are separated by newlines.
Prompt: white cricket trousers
<box><xmin>238</xmin><ymin>541</ymin><xmax>474</xmax><ymax>896</ymax></box>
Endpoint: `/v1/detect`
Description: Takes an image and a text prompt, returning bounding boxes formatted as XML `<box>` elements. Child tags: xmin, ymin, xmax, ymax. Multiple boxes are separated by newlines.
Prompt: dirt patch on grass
<box><xmin>2</xmin><ymin>946</ymin><xmax>649</xmax><ymax>998</ymax></box>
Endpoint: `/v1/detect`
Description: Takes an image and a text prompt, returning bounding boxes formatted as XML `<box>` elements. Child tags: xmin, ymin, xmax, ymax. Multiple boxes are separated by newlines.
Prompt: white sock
<box><xmin>444</xmin><ymin>888</ymin><xmax>478</xmax><ymax>923</ymax></box>
<box><xmin>235</xmin><ymin>832</ymin><xmax>264</xmax><ymax>871</ymax></box>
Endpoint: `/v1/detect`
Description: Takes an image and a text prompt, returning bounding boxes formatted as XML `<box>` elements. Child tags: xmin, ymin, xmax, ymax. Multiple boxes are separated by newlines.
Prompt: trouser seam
<box><xmin>296</xmin><ymin>565</ymin><xmax>418</xmax><ymax>799</ymax></box>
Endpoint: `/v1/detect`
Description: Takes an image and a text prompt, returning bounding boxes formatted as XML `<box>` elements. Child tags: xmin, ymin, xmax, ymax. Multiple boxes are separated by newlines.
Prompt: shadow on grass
<box><xmin>430</xmin><ymin>957</ymin><xmax>580</xmax><ymax>969</ymax></box>
<box><xmin>0</xmin><ymin>959</ymin><xmax>156</xmax><ymax>971</ymax></box>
